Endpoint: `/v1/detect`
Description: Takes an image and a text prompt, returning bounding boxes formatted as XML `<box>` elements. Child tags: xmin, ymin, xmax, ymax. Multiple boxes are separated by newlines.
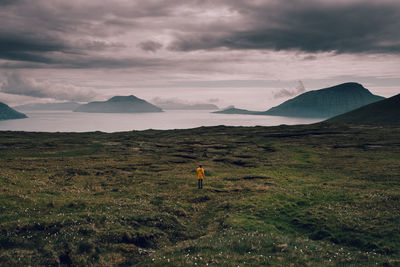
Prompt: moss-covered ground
<box><xmin>0</xmin><ymin>123</ymin><xmax>399</xmax><ymax>266</ymax></box>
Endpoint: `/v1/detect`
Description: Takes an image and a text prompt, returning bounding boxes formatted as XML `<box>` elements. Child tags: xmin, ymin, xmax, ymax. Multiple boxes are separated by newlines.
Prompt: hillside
<box><xmin>162</xmin><ymin>103</ymin><xmax>218</xmax><ymax>110</ymax></box>
<box><xmin>75</xmin><ymin>95</ymin><xmax>163</xmax><ymax>113</ymax></box>
<box><xmin>213</xmin><ymin>83</ymin><xmax>385</xmax><ymax>118</ymax></box>
<box><xmin>264</xmin><ymin>82</ymin><xmax>385</xmax><ymax>118</ymax></box>
<box><xmin>213</xmin><ymin>107</ymin><xmax>260</xmax><ymax>115</ymax></box>
<box><xmin>327</xmin><ymin>93</ymin><xmax>400</xmax><ymax>125</ymax></box>
<box><xmin>0</xmin><ymin>125</ymin><xmax>399</xmax><ymax>266</ymax></box>
<box><xmin>14</xmin><ymin>102</ymin><xmax>81</xmax><ymax>111</ymax></box>
<box><xmin>0</xmin><ymin>102</ymin><xmax>27</xmax><ymax>120</ymax></box>
<box><xmin>154</xmin><ymin>101</ymin><xmax>219</xmax><ymax>110</ymax></box>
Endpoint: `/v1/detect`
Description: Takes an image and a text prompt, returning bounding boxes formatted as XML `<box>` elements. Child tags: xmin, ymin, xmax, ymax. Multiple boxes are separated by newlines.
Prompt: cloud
<box><xmin>152</xmin><ymin>97</ymin><xmax>201</xmax><ymax>106</ymax></box>
<box><xmin>0</xmin><ymin>0</ymin><xmax>18</xmax><ymax>6</ymax></box>
<box><xmin>0</xmin><ymin>0</ymin><xmax>399</xmax><ymax>104</ymax></box>
<box><xmin>0</xmin><ymin>27</ymin><xmax>138</xmax><ymax>68</ymax></box>
<box><xmin>0</xmin><ymin>52</ymin><xmax>169</xmax><ymax>69</ymax></box>
<box><xmin>0</xmin><ymin>0</ymin><xmax>180</xmax><ymax>67</ymax></box>
<box><xmin>152</xmin><ymin>97</ymin><xmax>186</xmax><ymax>104</ymax></box>
<box><xmin>1</xmin><ymin>0</ymin><xmax>398</xmax><ymax>74</ymax></box>
<box><xmin>169</xmin><ymin>0</ymin><xmax>400</xmax><ymax>54</ymax></box>
<box><xmin>273</xmin><ymin>81</ymin><xmax>306</xmax><ymax>99</ymax></box>
<box><xmin>208</xmin><ymin>98</ymin><xmax>219</xmax><ymax>103</ymax></box>
<box><xmin>0</xmin><ymin>31</ymin><xmax>68</xmax><ymax>60</ymax></box>
<box><xmin>0</xmin><ymin>91</ymin><xmax>40</xmax><ymax>107</ymax></box>
<box><xmin>138</xmin><ymin>41</ymin><xmax>163</xmax><ymax>52</ymax></box>
<box><xmin>1</xmin><ymin>72</ymin><xmax>98</xmax><ymax>101</ymax></box>
<box><xmin>303</xmin><ymin>55</ymin><xmax>317</xmax><ymax>61</ymax></box>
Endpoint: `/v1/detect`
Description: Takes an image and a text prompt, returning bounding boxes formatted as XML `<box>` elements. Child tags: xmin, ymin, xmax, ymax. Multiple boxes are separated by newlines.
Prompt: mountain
<box><xmin>0</xmin><ymin>102</ymin><xmax>28</xmax><ymax>120</ymax></box>
<box><xmin>156</xmin><ymin>102</ymin><xmax>219</xmax><ymax>110</ymax></box>
<box><xmin>213</xmin><ymin>107</ymin><xmax>260</xmax><ymax>115</ymax></box>
<box><xmin>213</xmin><ymin>83</ymin><xmax>385</xmax><ymax>119</ymax></box>
<box><xmin>264</xmin><ymin>82</ymin><xmax>385</xmax><ymax>118</ymax></box>
<box><xmin>74</xmin><ymin>95</ymin><xmax>163</xmax><ymax>113</ymax></box>
<box><xmin>14</xmin><ymin>102</ymin><xmax>81</xmax><ymax>111</ymax></box>
<box><xmin>326</xmin><ymin>93</ymin><xmax>400</xmax><ymax>125</ymax></box>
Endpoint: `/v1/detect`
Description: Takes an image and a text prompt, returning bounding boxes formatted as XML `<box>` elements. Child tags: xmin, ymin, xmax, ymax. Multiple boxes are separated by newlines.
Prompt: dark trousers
<box><xmin>198</xmin><ymin>179</ymin><xmax>203</xmax><ymax>189</ymax></box>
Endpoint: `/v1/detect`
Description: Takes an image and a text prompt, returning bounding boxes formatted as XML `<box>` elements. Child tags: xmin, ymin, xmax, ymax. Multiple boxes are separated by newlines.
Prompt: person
<box><xmin>196</xmin><ymin>165</ymin><xmax>205</xmax><ymax>189</ymax></box>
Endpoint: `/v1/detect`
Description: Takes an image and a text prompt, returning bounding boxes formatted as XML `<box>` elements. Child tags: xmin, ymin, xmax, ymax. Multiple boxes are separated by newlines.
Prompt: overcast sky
<box><xmin>0</xmin><ymin>0</ymin><xmax>399</xmax><ymax>109</ymax></box>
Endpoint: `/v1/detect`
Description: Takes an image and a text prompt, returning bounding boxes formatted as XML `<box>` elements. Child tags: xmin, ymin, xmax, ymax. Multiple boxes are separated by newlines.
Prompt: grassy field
<box><xmin>0</xmin><ymin>123</ymin><xmax>399</xmax><ymax>266</ymax></box>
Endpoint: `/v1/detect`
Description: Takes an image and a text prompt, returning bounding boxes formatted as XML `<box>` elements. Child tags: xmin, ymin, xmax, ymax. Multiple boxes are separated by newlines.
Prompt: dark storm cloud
<box><xmin>138</xmin><ymin>41</ymin><xmax>163</xmax><ymax>52</ymax></box>
<box><xmin>0</xmin><ymin>0</ymin><xmax>178</xmax><ymax>67</ymax></box>
<box><xmin>170</xmin><ymin>0</ymin><xmax>400</xmax><ymax>54</ymax></box>
<box><xmin>0</xmin><ymin>30</ymin><xmax>106</xmax><ymax>67</ymax></box>
<box><xmin>0</xmin><ymin>31</ymin><xmax>68</xmax><ymax>63</ymax></box>
<box><xmin>0</xmin><ymin>55</ymin><xmax>169</xmax><ymax>70</ymax></box>
<box><xmin>0</xmin><ymin>30</ymin><xmax>152</xmax><ymax>69</ymax></box>
<box><xmin>56</xmin><ymin>56</ymin><xmax>168</xmax><ymax>69</ymax></box>
<box><xmin>0</xmin><ymin>9</ymin><xmax>162</xmax><ymax>69</ymax></box>
<box><xmin>1</xmin><ymin>0</ymin><xmax>400</xmax><ymax>72</ymax></box>
<box><xmin>0</xmin><ymin>0</ymin><xmax>18</xmax><ymax>5</ymax></box>
<box><xmin>0</xmin><ymin>0</ymin><xmax>179</xmax><ymax>37</ymax></box>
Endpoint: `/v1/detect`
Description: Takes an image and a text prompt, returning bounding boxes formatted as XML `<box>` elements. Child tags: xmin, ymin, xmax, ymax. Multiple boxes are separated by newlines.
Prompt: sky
<box><xmin>0</xmin><ymin>0</ymin><xmax>400</xmax><ymax>110</ymax></box>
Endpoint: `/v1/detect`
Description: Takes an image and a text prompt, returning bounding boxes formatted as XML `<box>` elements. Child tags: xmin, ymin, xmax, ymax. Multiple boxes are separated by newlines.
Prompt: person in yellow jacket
<box><xmin>196</xmin><ymin>165</ymin><xmax>205</xmax><ymax>189</ymax></box>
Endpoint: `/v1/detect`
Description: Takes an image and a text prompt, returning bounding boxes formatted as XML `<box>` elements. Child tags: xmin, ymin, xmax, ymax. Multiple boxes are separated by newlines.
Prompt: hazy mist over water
<box><xmin>0</xmin><ymin>111</ymin><xmax>322</xmax><ymax>133</ymax></box>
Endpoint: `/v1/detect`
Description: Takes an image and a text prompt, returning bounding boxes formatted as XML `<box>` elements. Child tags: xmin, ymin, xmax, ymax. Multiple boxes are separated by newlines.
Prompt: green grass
<box><xmin>0</xmin><ymin>124</ymin><xmax>399</xmax><ymax>266</ymax></box>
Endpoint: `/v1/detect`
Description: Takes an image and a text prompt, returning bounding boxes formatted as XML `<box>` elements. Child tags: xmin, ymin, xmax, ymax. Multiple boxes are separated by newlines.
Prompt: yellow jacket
<box><xmin>197</xmin><ymin>167</ymin><xmax>205</xmax><ymax>179</ymax></box>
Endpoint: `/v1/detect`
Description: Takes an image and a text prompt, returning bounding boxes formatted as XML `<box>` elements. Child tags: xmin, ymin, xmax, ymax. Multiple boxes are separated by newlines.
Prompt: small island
<box><xmin>14</xmin><ymin>102</ymin><xmax>81</xmax><ymax>111</ymax></box>
<box><xmin>74</xmin><ymin>95</ymin><xmax>163</xmax><ymax>113</ymax></box>
<box><xmin>157</xmin><ymin>103</ymin><xmax>219</xmax><ymax>110</ymax></box>
<box><xmin>213</xmin><ymin>106</ymin><xmax>260</xmax><ymax>115</ymax></box>
<box><xmin>0</xmin><ymin>102</ymin><xmax>28</xmax><ymax>121</ymax></box>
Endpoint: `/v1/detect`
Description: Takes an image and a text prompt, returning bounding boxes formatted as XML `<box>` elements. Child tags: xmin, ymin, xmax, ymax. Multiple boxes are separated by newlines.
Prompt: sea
<box><xmin>0</xmin><ymin>110</ymin><xmax>323</xmax><ymax>133</ymax></box>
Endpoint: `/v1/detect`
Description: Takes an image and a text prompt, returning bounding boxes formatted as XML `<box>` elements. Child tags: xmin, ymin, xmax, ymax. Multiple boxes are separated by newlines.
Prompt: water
<box><xmin>0</xmin><ymin>110</ymin><xmax>323</xmax><ymax>132</ymax></box>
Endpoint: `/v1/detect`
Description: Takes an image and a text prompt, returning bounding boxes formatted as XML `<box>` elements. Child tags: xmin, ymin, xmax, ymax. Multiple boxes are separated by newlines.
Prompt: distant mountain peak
<box><xmin>0</xmin><ymin>102</ymin><xmax>28</xmax><ymax>120</ymax></box>
<box><xmin>214</xmin><ymin>82</ymin><xmax>385</xmax><ymax>119</ymax></box>
<box><xmin>265</xmin><ymin>82</ymin><xmax>385</xmax><ymax>118</ymax></box>
<box><xmin>317</xmin><ymin>82</ymin><xmax>368</xmax><ymax>93</ymax></box>
<box><xmin>335</xmin><ymin>82</ymin><xmax>363</xmax><ymax>87</ymax></box>
<box><xmin>13</xmin><ymin>102</ymin><xmax>81</xmax><ymax>111</ymax></box>
<box><xmin>75</xmin><ymin>95</ymin><xmax>162</xmax><ymax>113</ymax></box>
<box><xmin>108</xmin><ymin>95</ymin><xmax>143</xmax><ymax>102</ymax></box>
<box><xmin>213</xmin><ymin>107</ymin><xmax>260</xmax><ymax>115</ymax></box>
